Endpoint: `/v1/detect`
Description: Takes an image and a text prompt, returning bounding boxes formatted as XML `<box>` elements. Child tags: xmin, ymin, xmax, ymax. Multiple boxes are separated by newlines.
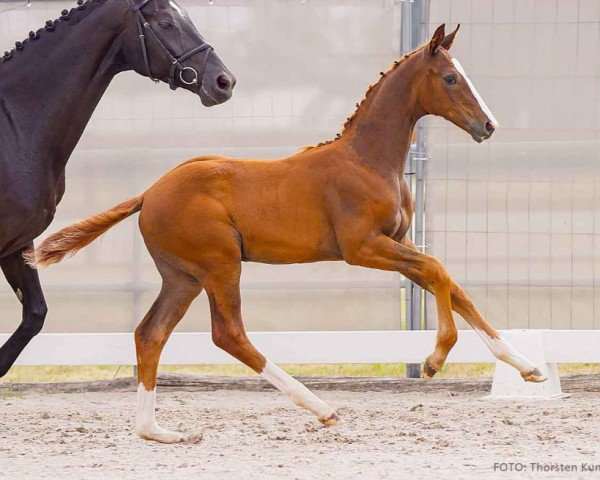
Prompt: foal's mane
<box><xmin>1</xmin><ymin>0</ymin><xmax>108</xmax><ymax>64</ymax></box>
<box><xmin>302</xmin><ymin>46</ymin><xmax>423</xmax><ymax>152</ymax></box>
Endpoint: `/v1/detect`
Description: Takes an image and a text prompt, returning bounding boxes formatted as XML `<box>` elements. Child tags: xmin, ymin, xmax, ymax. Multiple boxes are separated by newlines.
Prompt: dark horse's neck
<box><xmin>0</xmin><ymin>0</ymin><xmax>129</xmax><ymax>178</ymax></box>
<box><xmin>340</xmin><ymin>49</ymin><xmax>426</xmax><ymax>177</ymax></box>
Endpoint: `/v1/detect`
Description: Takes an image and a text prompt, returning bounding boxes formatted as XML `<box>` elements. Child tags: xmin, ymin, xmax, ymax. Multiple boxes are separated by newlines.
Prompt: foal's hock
<box><xmin>29</xmin><ymin>25</ymin><xmax>545</xmax><ymax>444</ymax></box>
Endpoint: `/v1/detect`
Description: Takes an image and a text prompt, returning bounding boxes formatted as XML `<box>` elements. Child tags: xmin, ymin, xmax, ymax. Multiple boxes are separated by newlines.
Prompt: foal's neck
<box><xmin>344</xmin><ymin>52</ymin><xmax>424</xmax><ymax>177</ymax></box>
<box><xmin>0</xmin><ymin>0</ymin><xmax>128</xmax><ymax>177</ymax></box>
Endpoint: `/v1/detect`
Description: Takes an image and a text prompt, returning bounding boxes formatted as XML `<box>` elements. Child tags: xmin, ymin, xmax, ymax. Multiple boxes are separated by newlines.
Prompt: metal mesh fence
<box><xmin>0</xmin><ymin>0</ymin><xmax>406</xmax><ymax>334</ymax></box>
<box><xmin>2</xmin><ymin>0</ymin><xmax>598</xmax><ymax>336</ymax></box>
<box><xmin>425</xmin><ymin>0</ymin><xmax>600</xmax><ymax>330</ymax></box>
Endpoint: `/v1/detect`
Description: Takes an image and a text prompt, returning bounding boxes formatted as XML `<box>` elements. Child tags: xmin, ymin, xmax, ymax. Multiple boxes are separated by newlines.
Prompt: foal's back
<box><xmin>140</xmin><ymin>152</ymin><xmax>339</xmax><ymax>266</ymax></box>
<box><xmin>139</xmin><ymin>146</ymin><xmax>401</xmax><ymax>267</ymax></box>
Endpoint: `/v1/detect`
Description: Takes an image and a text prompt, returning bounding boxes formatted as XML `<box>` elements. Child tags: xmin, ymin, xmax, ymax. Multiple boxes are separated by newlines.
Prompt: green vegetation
<box><xmin>2</xmin><ymin>363</ymin><xmax>598</xmax><ymax>383</ymax></box>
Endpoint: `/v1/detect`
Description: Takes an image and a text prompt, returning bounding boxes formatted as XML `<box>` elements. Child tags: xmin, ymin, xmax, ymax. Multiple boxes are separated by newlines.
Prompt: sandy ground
<box><xmin>0</xmin><ymin>377</ymin><xmax>599</xmax><ymax>480</ymax></box>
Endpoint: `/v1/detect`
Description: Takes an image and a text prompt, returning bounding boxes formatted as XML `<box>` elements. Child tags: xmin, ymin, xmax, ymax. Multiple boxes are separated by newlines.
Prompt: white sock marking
<box><xmin>261</xmin><ymin>360</ymin><xmax>335</xmax><ymax>420</ymax></box>
<box><xmin>451</xmin><ymin>58</ymin><xmax>499</xmax><ymax>128</ymax></box>
<box><xmin>136</xmin><ymin>384</ymin><xmax>184</xmax><ymax>443</ymax></box>
<box><xmin>474</xmin><ymin>329</ymin><xmax>536</xmax><ymax>373</ymax></box>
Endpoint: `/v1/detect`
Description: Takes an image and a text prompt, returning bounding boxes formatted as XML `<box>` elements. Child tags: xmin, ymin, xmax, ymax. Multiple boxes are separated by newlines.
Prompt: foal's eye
<box><xmin>444</xmin><ymin>75</ymin><xmax>457</xmax><ymax>85</ymax></box>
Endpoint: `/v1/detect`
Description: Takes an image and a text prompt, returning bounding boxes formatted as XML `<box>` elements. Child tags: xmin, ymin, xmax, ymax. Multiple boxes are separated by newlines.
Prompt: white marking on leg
<box><xmin>135</xmin><ymin>384</ymin><xmax>184</xmax><ymax>443</ymax></box>
<box><xmin>261</xmin><ymin>360</ymin><xmax>336</xmax><ymax>421</ymax></box>
<box><xmin>451</xmin><ymin>58</ymin><xmax>499</xmax><ymax>128</ymax></box>
<box><xmin>474</xmin><ymin>329</ymin><xmax>536</xmax><ymax>373</ymax></box>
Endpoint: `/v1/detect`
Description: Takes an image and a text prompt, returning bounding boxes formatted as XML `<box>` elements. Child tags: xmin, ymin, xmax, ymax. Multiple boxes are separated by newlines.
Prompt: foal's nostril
<box><xmin>485</xmin><ymin>121</ymin><xmax>495</xmax><ymax>135</ymax></box>
<box><xmin>216</xmin><ymin>75</ymin><xmax>231</xmax><ymax>91</ymax></box>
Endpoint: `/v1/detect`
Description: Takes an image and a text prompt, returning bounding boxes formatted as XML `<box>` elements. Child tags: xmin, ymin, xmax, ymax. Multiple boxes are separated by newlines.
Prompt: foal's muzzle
<box><xmin>470</xmin><ymin>118</ymin><xmax>498</xmax><ymax>143</ymax></box>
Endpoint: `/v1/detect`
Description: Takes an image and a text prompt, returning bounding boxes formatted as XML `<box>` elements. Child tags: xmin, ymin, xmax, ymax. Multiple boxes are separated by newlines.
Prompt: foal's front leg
<box><xmin>402</xmin><ymin>237</ymin><xmax>545</xmax><ymax>382</ymax></box>
<box><xmin>343</xmin><ymin>235</ymin><xmax>458</xmax><ymax>377</ymax></box>
<box><xmin>344</xmin><ymin>234</ymin><xmax>545</xmax><ymax>381</ymax></box>
<box><xmin>344</xmin><ymin>235</ymin><xmax>546</xmax><ymax>382</ymax></box>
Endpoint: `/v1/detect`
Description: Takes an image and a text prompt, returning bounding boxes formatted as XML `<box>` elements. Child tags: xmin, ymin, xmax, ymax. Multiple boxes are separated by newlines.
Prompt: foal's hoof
<box><xmin>182</xmin><ymin>432</ymin><xmax>203</xmax><ymax>444</ymax></box>
<box><xmin>521</xmin><ymin>368</ymin><xmax>548</xmax><ymax>383</ymax></box>
<box><xmin>422</xmin><ymin>358</ymin><xmax>438</xmax><ymax>381</ymax></box>
<box><xmin>319</xmin><ymin>412</ymin><xmax>342</xmax><ymax>427</ymax></box>
<box><xmin>137</xmin><ymin>428</ymin><xmax>191</xmax><ymax>444</ymax></box>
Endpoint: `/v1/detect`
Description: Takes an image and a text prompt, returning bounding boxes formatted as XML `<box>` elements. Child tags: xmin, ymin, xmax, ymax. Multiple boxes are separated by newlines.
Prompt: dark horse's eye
<box><xmin>444</xmin><ymin>75</ymin><xmax>457</xmax><ymax>85</ymax></box>
<box><xmin>158</xmin><ymin>21</ymin><xmax>175</xmax><ymax>29</ymax></box>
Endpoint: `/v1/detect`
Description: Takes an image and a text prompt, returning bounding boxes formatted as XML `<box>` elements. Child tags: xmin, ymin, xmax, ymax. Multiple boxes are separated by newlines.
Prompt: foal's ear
<box><xmin>440</xmin><ymin>24</ymin><xmax>460</xmax><ymax>51</ymax></box>
<box><xmin>429</xmin><ymin>24</ymin><xmax>446</xmax><ymax>55</ymax></box>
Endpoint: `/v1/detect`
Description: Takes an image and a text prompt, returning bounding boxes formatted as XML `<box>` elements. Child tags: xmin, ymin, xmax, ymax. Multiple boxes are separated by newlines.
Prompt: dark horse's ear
<box><xmin>440</xmin><ymin>24</ymin><xmax>460</xmax><ymax>51</ymax></box>
<box><xmin>429</xmin><ymin>24</ymin><xmax>446</xmax><ymax>55</ymax></box>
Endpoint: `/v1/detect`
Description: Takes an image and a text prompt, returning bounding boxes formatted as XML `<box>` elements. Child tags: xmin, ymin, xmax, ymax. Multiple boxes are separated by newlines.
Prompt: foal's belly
<box><xmin>237</xmin><ymin>216</ymin><xmax>342</xmax><ymax>264</ymax></box>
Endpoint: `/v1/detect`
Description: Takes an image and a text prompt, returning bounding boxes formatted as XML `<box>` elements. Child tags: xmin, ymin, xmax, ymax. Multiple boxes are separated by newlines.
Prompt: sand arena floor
<box><xmin>0</xmin><ymin>374</ymin><xmax>598</xmax><ymax>479</ymax></box>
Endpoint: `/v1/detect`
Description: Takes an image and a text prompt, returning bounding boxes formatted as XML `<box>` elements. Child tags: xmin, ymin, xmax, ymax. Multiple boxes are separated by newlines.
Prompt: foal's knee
<box><xmin>440</xmin><ymin>326</ymin><xmax>458</xmax><ymax>350</ymax></box>
<box><xmin>425</xmin><ymin>257</ymin><xmax>451</xmax><ymax>289</ymax></box>
<box><xmin>21</xmin><ymin>300</ymin><xmax>47</xmax><ymax>337</ymax></box>
<box><xmin>212</xmin><ymin>324</ymin><xmax>248</xmax><ymax>353</ymax></box>
<box><xmin>212</xmin><ymin>322</ymin><xmax>265</xmax><ymax>372</ymax></box>
<box><xmin>134</xmin><ymin>323</ymin><xmax>168</xmax><ymax>354</ymax></box>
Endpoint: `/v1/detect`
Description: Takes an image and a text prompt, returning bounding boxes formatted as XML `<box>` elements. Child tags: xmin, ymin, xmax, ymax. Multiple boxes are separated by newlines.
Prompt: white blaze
<box><xmin>261</xmin><ymin>360</ymin><xmax>335</xmax><ymax>420</ymax></box>
<box><xmin>169</xmin><ymin>0</ymin><xmax>188</xmax><ymax>19</ymax></box>
<box><xmin>451</xmin><ymin>58</ymin><xmax>499</xmax><ymax>128</ymax></box>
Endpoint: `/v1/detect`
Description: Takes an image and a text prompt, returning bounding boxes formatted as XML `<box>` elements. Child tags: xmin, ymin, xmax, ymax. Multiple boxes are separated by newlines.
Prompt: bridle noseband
<box><xmin>128</xmin><ymin>0</ymin><xmax>213</xmax><ymax>91</ymax></box>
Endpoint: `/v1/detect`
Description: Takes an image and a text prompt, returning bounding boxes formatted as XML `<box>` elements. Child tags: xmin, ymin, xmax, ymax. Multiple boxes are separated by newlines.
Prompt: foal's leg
<box><xmin>346</xmin><ymin>236</ymin><xmax>457</xmax><ymax>377</ymax></box>
<box><xmin>134</xmin><ymin>259</ymin><xmax>202</xmax><ymax>443</ymax></box>
<box><xmin>205</xmin><ymin>270</ymin><xmax>339</xmax><ymax>426</ymax></box>
<box><xmin>400</xmin><ymin>237</ymin><xmax>545</xmax><ymax>382</ymax></box>
<box><xmin>345</xmin><ymin>234</ymin><xmax>544</xmax><ymax>380</ymax></box>
<box><xmin>0</xmin><ymin>244</ymin><xmax>48</xmax><ymax>377</ymax></box>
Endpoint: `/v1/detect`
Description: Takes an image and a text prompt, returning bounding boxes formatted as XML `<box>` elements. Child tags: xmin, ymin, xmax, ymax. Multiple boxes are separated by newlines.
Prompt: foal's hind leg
<box><xmin>205</xmin><ymin>268</ymin><xmax>339</xmax><ymax>426</ymax></box>
<box><xmin>134</xmin><ymin>257</ymin><xmax>202</xmax><ymax>443</ymax></box>
<box><xmin>0</xmin><ymin>244</ymin><xmax>47</xmax><ymax>377</ymax></box>
<box><xmin>400</xmin><ymin>237</ymin><xmax>545</xmax><ymax>382</ymax></box>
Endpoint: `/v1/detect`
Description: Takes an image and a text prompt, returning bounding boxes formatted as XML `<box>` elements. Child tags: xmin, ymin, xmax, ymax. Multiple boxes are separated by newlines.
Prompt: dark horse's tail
<box><xmin>25</xmin><ymin>195</ymin><xmax>143</xmax><ymax>269</ymax></box>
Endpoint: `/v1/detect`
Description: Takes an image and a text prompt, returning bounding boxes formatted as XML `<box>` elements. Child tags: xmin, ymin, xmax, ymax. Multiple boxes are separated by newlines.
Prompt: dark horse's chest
<box><xmin>0</xmin><ymin>151</ymin><xmax>64</xmax><ymax>257</ymax></box>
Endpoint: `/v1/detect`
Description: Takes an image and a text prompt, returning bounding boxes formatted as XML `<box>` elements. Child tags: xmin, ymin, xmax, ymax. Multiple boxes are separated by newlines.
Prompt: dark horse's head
<box><xmin>122</xmin><ymin>0</ymin><xmax>235</xmax><ymax>106</ymax></box>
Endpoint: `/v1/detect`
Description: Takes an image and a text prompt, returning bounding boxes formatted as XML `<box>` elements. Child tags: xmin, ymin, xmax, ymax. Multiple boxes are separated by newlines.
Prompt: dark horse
<box><xmin>0</xmin><ymin>0</ymin><xmax>235</xmax><ymax>377</ymax></box>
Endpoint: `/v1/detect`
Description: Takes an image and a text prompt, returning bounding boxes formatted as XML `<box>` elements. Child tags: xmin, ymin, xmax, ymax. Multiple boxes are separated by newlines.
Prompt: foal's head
<box><xmin>415</xmin><ymin>24</ymin><xmax>498</xmax><ymax>142</ymax></box>
<box><xmin>122</xmin><ymin>0</ymin><xmax>235</xmax><ymax>106</ymax></box>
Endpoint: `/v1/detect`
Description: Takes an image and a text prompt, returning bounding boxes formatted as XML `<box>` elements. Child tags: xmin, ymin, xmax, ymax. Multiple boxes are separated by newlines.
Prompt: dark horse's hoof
<box><xmin>422</xmin><ymin>358</ymin><xmax>438</xmax><ymax>381</ymax></box>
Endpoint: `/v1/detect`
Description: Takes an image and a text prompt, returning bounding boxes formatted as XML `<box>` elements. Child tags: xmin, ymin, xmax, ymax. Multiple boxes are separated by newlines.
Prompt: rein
<box><xmin>128</xmin><ymin>0</ymin><xmax>213</xmax><ymax>90</ymax></box>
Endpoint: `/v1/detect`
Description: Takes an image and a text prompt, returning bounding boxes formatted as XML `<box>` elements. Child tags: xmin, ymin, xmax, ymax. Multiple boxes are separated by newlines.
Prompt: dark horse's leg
<box><xmin>0</xmin><ymin>243</ymin><xmax>48</xmax><ymax>377</ymax></box>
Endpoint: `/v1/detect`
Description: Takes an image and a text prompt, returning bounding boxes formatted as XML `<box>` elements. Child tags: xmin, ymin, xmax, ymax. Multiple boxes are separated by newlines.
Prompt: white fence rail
<box><xmin>2</xmin><ymin>330</ymin><xmax>597</xmax><ymax>366</ymax></box>
<box><xmin>4</xmin><ymin>330</ymin><xmax>599</xmax><ymax>398</ymax></box>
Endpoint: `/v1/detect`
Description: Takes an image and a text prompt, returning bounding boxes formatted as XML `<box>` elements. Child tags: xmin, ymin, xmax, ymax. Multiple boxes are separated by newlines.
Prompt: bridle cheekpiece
<box><xmin>128</xmin><ymin>0</ymin><xmax>213</xmax><ymax>91</ymax></box>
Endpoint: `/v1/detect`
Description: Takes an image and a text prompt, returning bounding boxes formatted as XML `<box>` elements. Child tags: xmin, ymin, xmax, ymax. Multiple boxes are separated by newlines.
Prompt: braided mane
<box><xmin>303</xmin><ymin>47</ymin><xmax>422</xmax><ymax>151</ymax></box>
<box><xmin>1</xmin><ymin>0</ymin><xmax>107</xmax><ymax>63</ymax></box>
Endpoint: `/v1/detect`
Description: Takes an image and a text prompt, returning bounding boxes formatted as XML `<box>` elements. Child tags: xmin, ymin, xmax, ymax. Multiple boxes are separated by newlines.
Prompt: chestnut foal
<box><xmin>29</xmin><ymin>25</ymin><xmax>546</xmax><ymax>443</ymax></box>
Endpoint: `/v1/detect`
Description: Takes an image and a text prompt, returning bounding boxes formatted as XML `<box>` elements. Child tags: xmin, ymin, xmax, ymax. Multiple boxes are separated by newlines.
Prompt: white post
<box><xmin>490</xmin><ymin>330</ymin><xmax>564</xmax><ymax>399</ymax></box>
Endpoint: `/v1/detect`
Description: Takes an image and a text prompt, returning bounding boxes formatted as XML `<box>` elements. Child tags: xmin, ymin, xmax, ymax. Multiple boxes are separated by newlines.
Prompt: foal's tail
<box><xmin>25</xmin><ymin>195</ymin><xmax>144</xmax><ymax>269</ymax></box>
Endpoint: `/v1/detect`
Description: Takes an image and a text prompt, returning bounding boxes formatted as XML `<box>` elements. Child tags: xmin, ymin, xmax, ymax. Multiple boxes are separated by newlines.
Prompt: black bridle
<box><xmin>128</xmin><ymin>0</ymin><xmax>213</xmax><ymax>91</ymax></box>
